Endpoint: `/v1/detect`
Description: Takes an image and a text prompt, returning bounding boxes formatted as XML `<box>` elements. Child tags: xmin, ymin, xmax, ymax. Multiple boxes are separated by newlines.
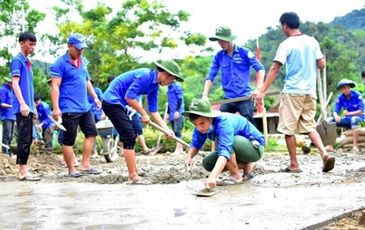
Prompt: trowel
<box><xmin>192</xmin><ymin>188</ymin><xmax>220</xmax><ymax>197</ymax></box>
<box><xmin>48</xmin><ymin>115</ymin><xmax>67</xmax><ymax>131</ymax></box>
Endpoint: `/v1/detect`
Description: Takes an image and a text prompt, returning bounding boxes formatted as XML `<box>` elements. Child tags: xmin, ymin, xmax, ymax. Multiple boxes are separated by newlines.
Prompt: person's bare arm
<box><xmin>255</xmin><ymin>69</ymin><xmax>265</xmax><ymax>90</ymax></box>
<box><xmin>202</xmin><ymin>80</ymin><xmax>213</xmax><ymax>100</ymax></box>
<box><xmin>50</xmin><ymin>77</ymin><xmax>62</xmax><ymax>120</ymax></box>
<box><xmin>252</xmin><ymin>61</ymin><xmax>282</xmax><ymax>107</ymax></box>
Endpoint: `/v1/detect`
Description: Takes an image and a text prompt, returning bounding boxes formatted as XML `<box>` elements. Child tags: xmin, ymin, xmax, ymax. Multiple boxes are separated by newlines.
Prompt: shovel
<box><xmin>48</xmin><ymin>115</ymin><xmax>67</xmax><ymax>131</ymax></box>
<box><xmin>148</xmin><ymin>121</ymin><xmax>189</xmax><ymax>147</ymax></box>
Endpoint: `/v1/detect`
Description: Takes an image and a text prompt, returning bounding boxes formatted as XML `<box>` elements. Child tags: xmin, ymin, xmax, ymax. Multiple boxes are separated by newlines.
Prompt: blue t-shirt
<box><xmin>11</xmin><ymin>52</ymin><xmax>35</xmax><ymax>113</ymax></box>
<box><xmin>102</xmin><ymin>68</ymin><xmax>159</xmax><ymax>113</ymax></box>
<box><xmin>88</xmin><ymin>86</ymin><xmax>103</xmax><ymax>121</ymax></box>
<box><xmin>36</xmin><ymin>101</ymin><xmax>53</xmax><ymax>129</ymax></box>
<box><xmin>274</xmin><ymin>34</ymin><xmax>323</xmax><ymax>97</ymax></box>
<box><xmin>206</xmin><ymin>45</ymin><xmax>264</xmax><ymax>99</ymax></box>
<box><xmin>50</xmin><ymin>52</ymin><xmax>91</xmax><ymax>113</ymax></box>
<box><xmin>167</xmin><ymin>82</ymin><xmax>184</xmax><ymax>121</ymax></box>
<box><xmin>0</xmin><ymin>83</ymin><xmax>16</xmax><ymax>121</ymax></box>
<box><xmin>335</xmin><ymin>90</ymin><xmax>365</xmax><ymax>119</ymax></box>
<box><xmin>190</xmin><ymin>113</ymin><xmax>265</xmax><ymax>160</ymax></box>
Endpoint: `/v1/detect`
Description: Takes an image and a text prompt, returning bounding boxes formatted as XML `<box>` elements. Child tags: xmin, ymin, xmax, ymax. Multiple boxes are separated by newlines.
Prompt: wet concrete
<box><xmin>0</xmin><ymin>179</ymin><xmax>364</xmax><ymax>230</ymax></box>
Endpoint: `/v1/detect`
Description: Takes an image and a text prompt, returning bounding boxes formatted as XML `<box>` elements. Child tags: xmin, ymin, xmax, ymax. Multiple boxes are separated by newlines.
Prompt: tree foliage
<box><xmin>0</xmin><ymin>0</ymin><xmax>45</xmax><ymax>76</ymax></box>
<box><xmin>50</xmin><ymin>0</ymin><xmax>206</xmax><ymax>89</ymax></box>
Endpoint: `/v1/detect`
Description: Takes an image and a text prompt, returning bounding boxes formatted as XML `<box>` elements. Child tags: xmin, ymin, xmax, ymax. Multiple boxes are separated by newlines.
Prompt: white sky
<box><xmin>28</xmin><ymin>0</ymin><xmax>365</xmax><ymax>62</ymax></box>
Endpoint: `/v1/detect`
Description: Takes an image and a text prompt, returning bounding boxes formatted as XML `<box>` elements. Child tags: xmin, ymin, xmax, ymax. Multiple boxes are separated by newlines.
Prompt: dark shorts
<box><xmin>220</xmin><ymin>100</ymin><xmax>256</xmax><ymax>125</ymax></box>
<box><xmin>61</xmin><ymin>110</ymin><xmax>98</xmax><ymax>146</ymax></box>
<box><xmin>102</xmin><ymin>101</ymin><xmax>136</xmax><ymax>149</ymax></box>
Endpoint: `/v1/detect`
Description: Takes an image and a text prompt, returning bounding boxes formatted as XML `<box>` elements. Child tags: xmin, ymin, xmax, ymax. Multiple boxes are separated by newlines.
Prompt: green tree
<box><xmin>0</xmin><ymin>0</ymin><xmax>45</xmax><ymax>76</ymax></box>
<box><xmin>51</xmin><ymin>0</ymin><xmax>206</xmax><ymax>89</ymax></box>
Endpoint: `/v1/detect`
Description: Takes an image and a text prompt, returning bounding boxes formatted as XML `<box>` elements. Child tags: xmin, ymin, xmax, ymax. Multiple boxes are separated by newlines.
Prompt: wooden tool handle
<box><xmin>149</xmin><ymin>121</ymin><xmax>190</xmax><ymax>147</ymax></box>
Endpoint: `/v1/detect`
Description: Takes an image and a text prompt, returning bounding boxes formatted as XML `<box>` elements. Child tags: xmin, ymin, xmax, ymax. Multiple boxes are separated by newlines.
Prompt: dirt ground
<box><xmin>1</xmin><ymin>145</ymin><xmax>365</xmax><ymax>229</ymax></box>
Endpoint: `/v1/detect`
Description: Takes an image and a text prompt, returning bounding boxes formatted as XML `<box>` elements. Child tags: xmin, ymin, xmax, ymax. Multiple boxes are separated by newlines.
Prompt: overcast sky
<box><xmin>28</xmin><ymin>0</ymin><xmax>365</xmax><ymax>61</ymax></box>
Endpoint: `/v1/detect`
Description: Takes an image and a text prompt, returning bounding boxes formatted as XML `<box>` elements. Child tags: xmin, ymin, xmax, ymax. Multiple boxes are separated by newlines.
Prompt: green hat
<box><xmin>337</xmin><ymin>78</ymin><xmax>356</xmax><ymax>89</ymax></box>
<box><xmin>154</xmin><ymin>60</ymin><xmax>184</xmax><ymax>82</ymax></box>
<box><xmin>209</xmin><ymin>26</ymin><xmax>237</xmax><ymax>42</ymax></box>
<box><xmin>183</xmin><ymin>99</ymin><xmax>221</xmax><ymax>118</ymax></box>
<box><xmin>4</xmin><ymin>76</ymin><xmax>12</xmax><ymax>82</ymax></box>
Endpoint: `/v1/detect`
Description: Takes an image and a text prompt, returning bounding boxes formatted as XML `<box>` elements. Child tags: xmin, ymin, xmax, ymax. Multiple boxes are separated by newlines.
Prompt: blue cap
<box><xmin>67</xmin><ymin>33</ymin><xmax>88</xmax><ymax>50</ymax></box>
<box><xmin>337</xmin><ymin>78</ymin><xmax>356</xmax><ymax>89</ymax></box>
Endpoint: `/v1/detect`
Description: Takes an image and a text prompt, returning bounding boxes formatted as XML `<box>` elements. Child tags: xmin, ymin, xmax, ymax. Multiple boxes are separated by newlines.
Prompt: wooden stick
<box><xmin>156</xmin><ymin>103</ymin><xmax>169</xmax><ymax>147</ymax></box>
<box><xmin>262</xmin><ymin>106</ymin><xmax>268</xmax><ymax>147</ymax></box>
<box><xmin>149</xmin><ymin>121</ymin><xmax>190</xmax><ymax>147</ymax></box>
<box><xmin>316</xmin><ymin>69</ymin><xmax>326</xmax><ymax>118</ymax></box>
<box><xmin>316</xmin><ymin>91</ymin><xmax>333</xmax><ymax>125</ymax></box>
<box><xmin>211</xmin><ymin>90</ymin><xmax>281</xmax><ymax>105</ymax></box>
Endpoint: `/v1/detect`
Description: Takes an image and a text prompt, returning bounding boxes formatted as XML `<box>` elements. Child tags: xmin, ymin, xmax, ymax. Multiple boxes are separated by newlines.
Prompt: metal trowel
<box><xmin>192</xmin><ymin>188</ymin><xmax>220</xmax><ymax>197</ymax></box>
<box><xmin>48</xmin><ymin>115</ymin><xmax>67</xmax><ymax>131</ymax></box>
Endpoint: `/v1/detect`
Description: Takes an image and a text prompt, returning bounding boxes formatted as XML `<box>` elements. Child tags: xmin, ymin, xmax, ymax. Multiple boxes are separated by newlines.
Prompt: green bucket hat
<box><xmin>183</xmin><ymin>99</ymin><xmax>221</xmax><ymax>118</ymax></box>
<box><xmin>154</xmin><ymin>60</ymin><xmax>184</xmax><ymax>82</ymax></box>
<box><xmin>4</xmin><ymin>76</ymin><xmax>12</xmax><ymax>82</ymax></box>
<box><xmin>209</xmin><ymin>26</ymin><xmax>237</xmax><ymax>42</ymax></box>
<box><xmin>337</xmin><ymin>78</ymin><xmax>356</xmax><ymax>89</ymax></box>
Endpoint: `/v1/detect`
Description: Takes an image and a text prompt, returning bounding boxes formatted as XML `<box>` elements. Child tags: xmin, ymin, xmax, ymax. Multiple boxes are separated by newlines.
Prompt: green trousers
<box><xmin>202</xmin><ymin>135</ymin><xmax>264</xmax><ymax>172</ymax></box>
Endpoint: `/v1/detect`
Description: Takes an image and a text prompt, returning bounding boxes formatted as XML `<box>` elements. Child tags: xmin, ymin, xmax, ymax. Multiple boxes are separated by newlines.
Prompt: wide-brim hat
<box><xmin>209</xmin><ymin>26</ymin><xmax>237</xmax><ymax>42</ymax></box>
<box><xmin>154</xmin><ymin>60</ymin><xmax>184</xmax><ymax>82</ymax></box>
<box><xmin>4</xmin><ymin>76</ymin><xmax>12</xmax><ymax>82</ymax></box>
<box><xmin>337</xmin><ymin>79</ymin><xmax>356</xmax><ymax>89</ymax></box>
<box><xmin>183</xmin><ymin>99</ymin><xmax>221</xmax><ymax>118</ymax></box>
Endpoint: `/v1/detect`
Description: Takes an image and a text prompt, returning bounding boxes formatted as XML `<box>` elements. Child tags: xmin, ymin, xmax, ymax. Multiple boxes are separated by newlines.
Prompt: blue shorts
<box><xmin>131</xmin><ymin>114</ymin><xmax>143</xmax><ymax>136</ymax></box>
<box><xmin>169</xmin><ymin>116</ymin><xmax>183</xmax><ymax>138</ymax></box>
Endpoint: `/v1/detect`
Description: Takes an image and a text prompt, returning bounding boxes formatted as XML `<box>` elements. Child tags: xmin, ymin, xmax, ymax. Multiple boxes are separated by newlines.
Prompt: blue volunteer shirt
<box><xmin>206</xmin><ymin>45</ymin><xmax>264</xmax><ymax>99</ymax></box>
<box><xmin>88</xmin><ymin>86</ymin><xmax>103</xmax><ymax>121</ymax></box>
<box><xmin>0</xmin><ymin>83</ymin><xmax>16</xmax><ymax>121</ymax></box>
<box><xmin>335</xmin><ymin>90</ymin><xmax>365</xmax><ymax>119</ymax></box>
<box><xmin>11</xmin><ymin>52</ymin><xmax>35</xmax><ymax>113</ymax></box>
<box><xmin>167</xmin><ymin>82</ymin><xmax>184</xmax><ymax>121</ymax></box>
<box><xmin>190</xmin><ymin>113</ymin><xmax>265</xmax><ymax>160</ymax></box>
<box><xmin>50</xmin><ymin>52</ymin><xmax>91</xmax><ymax>113</ymax></box>
<box><xmin>36</xmin><ymin>101</ymin><xmax>53</xmax><ymax>129</ymax></box>
<box><xmin>102</xmin><ymin>68</ymin><xmax>159</xmax><ymax>112</ymax></box>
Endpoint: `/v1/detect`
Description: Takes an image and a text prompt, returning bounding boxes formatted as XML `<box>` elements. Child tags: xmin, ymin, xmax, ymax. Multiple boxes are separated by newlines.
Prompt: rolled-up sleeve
<box><xmin>191</xmin><ymin>129</ymin><xmax>207</xmax><ymax>150</ymax></box>
<box><xmin>216</xmin><ymin>122</ymin><xmax>234</xmax><ymax>160</ymax></box>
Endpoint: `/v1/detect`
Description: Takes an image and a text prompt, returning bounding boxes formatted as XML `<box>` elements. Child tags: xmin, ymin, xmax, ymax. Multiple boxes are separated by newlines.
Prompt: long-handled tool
<box><xmin>148</xmin><ymin>121</ymin><xmax>190</xmax><ymax>147</ymax></box>
<box><xmin>48</xmin><ymin>115</ymin><xmax>67</xmax><ymax>131</ymax></box>
<box><xmin>211</xmin><ymin>90</ymin><xmax>281</xmax><ymax>105</ymax></box>
<box><xmin>0</xmin><ymin>142</ymin><xmax>10</xmax><ymax>150</ymax></box>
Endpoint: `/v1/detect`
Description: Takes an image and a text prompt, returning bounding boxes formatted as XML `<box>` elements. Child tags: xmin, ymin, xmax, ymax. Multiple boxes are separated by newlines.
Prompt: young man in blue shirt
<box><xmin>184</xmin><ymin>99</ymin><xmax>265</xmax><ymax>189</ymax></box>
<box><xmin>50</xmin><ymin>33</ymin><xmax>102</xmax><ymax>177</ymax></box>
<box><xmin>11</xmin><ymin>32</ymin><xmax>40</xmax><ymax>181</ymax></box>
<box><xmin>254</xmin><ymin>12</ymin><xmax>335</xmax><ymax>173</ymax></box>
<box><xmin>102</xmin><ymin>60</ymin><xmax>183</xmax><ymax>184</ymax></box>
<box><xmin>165</xmin><ymin>82</ymin><xmax>185</xmax><ymax>154</ymax></box>
<box><xmin>202</xmin><ymin>26</ymin><xmax>265</xmax><ymax>125</ymax></box>
<box><xmin>328</xmin><ymin>79</ymin><xmax>365</xmax><ymax>153</ymax></box>
<box><xmin>34</xmin><ymin>94</ymin><xmax>54</xmax><ymax>153</ymax></box>
<box><xmin>0</xmin><ymin>76</ymin><xmax>16</xmax><ymax>156</ymax></box>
